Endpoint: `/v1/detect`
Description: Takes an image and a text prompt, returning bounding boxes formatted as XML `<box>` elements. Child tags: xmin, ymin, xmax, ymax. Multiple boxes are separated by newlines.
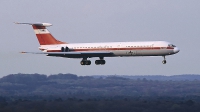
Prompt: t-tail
<box><xmin>15</xmin><ymin>22</ymin><xmax>66</xmax><ymax>45</ymax></box>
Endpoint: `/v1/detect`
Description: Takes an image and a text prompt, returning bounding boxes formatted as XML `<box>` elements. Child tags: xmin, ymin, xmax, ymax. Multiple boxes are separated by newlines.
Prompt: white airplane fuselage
<box><xmin>40</xmin><ymin>41</ymin><xmax>179</xmax><ymax>57</ymax></box>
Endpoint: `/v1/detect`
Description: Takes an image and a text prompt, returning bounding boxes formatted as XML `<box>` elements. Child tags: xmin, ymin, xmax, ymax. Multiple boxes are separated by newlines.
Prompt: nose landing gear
<box><xmin>162</xmin><ymin>56</ymin><xmax>167</xmax><ymax>64</ymax></box>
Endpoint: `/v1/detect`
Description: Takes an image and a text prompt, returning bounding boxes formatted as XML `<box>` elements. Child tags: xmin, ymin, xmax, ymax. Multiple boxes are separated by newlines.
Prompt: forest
<box><xmin>0</xmin><ymin>73</ymin><xmax>200</xmax><ymax>112</ymax></box>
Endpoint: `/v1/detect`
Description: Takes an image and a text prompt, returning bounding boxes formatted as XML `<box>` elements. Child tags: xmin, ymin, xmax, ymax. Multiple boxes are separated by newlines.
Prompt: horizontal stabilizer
<box><xmin>15</xmin><ymin>22</ymin><xmax>52</xmax><ymax>27</ymax></box>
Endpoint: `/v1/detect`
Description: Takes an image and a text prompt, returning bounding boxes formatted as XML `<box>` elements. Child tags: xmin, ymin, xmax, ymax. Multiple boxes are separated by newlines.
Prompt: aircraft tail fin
<box><xmin>15</xmin><ymin>22</ymin><xmax>67</xmax><ymax>45</ymax></box>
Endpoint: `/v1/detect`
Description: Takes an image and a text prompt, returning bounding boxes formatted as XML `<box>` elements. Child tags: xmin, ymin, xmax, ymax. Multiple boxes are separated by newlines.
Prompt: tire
<box><xmin>162</xmin><ymin>60</ymin><xmax>166</xmax><ymax>64</ymax></box>
<box><xmin>80</xmin><ymin>61</ymin><xmax>85</xmax><ymax>65</ymax></box>
<box><xmin>86</xmin><ymin>61</ymin><xmax>91</xmax><ymax>65</ymax></box>
<box><xmin>95</xmin><ymin>60</ymin><xmax>100</xmax><ymax>65</ymax></box>
<box><xmin>101</xmin><ymin>60</ymin><xmax>106</xmax><ymax>65</ymax></box>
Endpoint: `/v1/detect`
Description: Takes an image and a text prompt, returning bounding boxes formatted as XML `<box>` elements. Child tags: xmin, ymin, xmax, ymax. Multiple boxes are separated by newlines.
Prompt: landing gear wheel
<box><xmin>95</xmin><ymin>60</ymin><xmax>106</xmax><ymax>65</ymax></box>
<box><xmin>101</xmin><ymin>60</ymin><xmax>106</xmax><ymax>65</ymax></box>
<box><xmin>80</xmin><ymin>60</ymin><xmax>91</xmax><ymax>65</ymax></box>
<box><xmin>86</xmin><ymin>60</ymin><xmax>91</xmax><ymax>65</ymax></box>
<box><xmin>95</xmin><ymin>60</ymin><xmax>100</xmax><ymax>65</ymax></box>
<box><xmin>80</xmin><ymin>61</ymin><xmax>85</xmax><ymax>65</ymax></box>
<box><xmin>162</xmin><ymin>60</ymin><xmax>167</xmax><ymax>64</ymax></box>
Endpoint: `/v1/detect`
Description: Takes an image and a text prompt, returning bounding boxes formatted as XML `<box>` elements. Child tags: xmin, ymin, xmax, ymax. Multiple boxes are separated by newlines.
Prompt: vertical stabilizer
<box><xmin>16</xmin><ymin>22</ymin><xmax>67</xmax><ymax>45</ymax></box>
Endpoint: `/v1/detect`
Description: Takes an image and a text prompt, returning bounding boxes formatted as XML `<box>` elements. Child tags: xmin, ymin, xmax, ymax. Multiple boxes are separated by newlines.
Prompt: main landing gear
<box><xmin>80</xmin><ymin>57</ymin><xmax>106</xmax><ymax>65</ymax></box>
<box><xmin>80</xmin><ymin>60</ymin><xmax>91</xmax><ymax>65</ymax></box>
<box><xmin>95</xmin><ymin>60</ymin><xmax>106</xmax><ymax>65</ymax></box>
<box><xmin>95</xmin><ymin>57</ymin><xmax>106</xmax><ymax>65</ymax></box>
<box><xmin>80</xmin><ymin>58</ymin><xmax>91</xmax><ymax>65</ymax></box>
<box><xmin>162</xmin><ymin>56</ymin><xmax>167</xmax><ymax>64</ymax></box>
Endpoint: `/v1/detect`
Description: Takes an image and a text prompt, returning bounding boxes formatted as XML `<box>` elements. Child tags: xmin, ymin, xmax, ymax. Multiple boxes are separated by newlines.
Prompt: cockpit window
<box><xmin>168</xmin><ymin>44</ymin><xmax>176</xmax><ymax>47</ymax></box>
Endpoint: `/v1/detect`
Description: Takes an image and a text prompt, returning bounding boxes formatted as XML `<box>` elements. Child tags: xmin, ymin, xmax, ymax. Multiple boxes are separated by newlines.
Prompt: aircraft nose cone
<box><xmin>174</xmin><ymin>47</ymin><xmax>180</xmax><ymax>53</ymax></box>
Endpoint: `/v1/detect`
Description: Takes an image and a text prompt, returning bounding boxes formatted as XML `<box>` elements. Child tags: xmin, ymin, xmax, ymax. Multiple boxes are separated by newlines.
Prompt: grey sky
<box><xmin>0</xmin><ymin>0</ymin><xmax>199</xmax><ymax>77</ymax></box>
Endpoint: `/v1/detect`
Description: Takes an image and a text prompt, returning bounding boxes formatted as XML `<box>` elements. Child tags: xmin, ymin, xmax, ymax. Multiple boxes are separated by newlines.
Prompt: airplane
<box><xmin>15</xmin><ymin>22</ymin><xmax>180</xmax><ymax>65</ymax></box>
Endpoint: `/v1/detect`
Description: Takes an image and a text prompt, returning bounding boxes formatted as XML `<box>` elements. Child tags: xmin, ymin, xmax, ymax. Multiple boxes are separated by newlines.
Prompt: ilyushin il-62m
<box><xmin>16</xmin><ymin>22</ymin><xmax>180</xmax><ymax>65</ymax></box>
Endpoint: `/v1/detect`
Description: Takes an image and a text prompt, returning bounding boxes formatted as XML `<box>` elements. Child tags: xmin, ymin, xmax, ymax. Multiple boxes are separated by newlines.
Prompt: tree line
<box><xmin>0</xmin><ymin>73</ymin><xmax>200</xmax><ymax>97</ymax></box>
<box><xmin>1</xmin><ymin>73</ymin><xmax>200</xmax><ymax>112</ymax></box>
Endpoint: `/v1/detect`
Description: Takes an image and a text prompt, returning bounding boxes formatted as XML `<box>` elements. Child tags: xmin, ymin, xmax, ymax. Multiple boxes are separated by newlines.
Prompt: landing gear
<box><xmin>95</xmin><ymin>60</ymin><xmax>106</xmax><ymax>65</ymax></box>
<box><xmin>80</xmin><ymin>60</ymin><xmax>91</xmax><ymax>65</ymax></box>
<box><xmin>80</xmin><ymin>57</ymin><xmax>106</xmax><ymax>65</ymax></box>
<box><xmin>95</xmin><ymin>57</ymin><xmax>106</xmax><ymax>65</ymax></box>
<box><xmin>162</xmin><ymin>56</ymin><xmax>167</xmax><ymax>64</ymax></box>
<box><xmin>80</xmin><ymin>57</ymin><xmax>91</xmax><ymax>65</ymax></box>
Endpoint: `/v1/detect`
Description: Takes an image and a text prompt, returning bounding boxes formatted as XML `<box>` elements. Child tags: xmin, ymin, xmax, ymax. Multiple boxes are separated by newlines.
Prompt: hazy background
<box><xmin>0</xmin><ymin>0</ymin><xmax>199</xmax><ymax>77</ymax></box>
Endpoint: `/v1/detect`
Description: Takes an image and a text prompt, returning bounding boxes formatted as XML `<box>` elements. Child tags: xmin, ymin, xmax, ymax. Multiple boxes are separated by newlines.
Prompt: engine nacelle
<box><xmin>61</xmin><ymin>47</ymin><xmax>65</xmax><ymax>52</ymax></box>
<box><xmin>61</xmin><ymin>47</ymin><xmax>69</xmax><ymax>52</ymax></box>
<box><xmin>65</xmin><ymin>47</ymin><xmax>69</xmax><ymax>52</ymax></box>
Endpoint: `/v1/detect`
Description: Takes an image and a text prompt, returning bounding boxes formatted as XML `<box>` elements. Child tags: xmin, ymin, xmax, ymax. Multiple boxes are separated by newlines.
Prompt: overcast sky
<box><xmin>0</xmin><ymin>0</ymin><xmax>199</xmax><ymax>77</ymax></box>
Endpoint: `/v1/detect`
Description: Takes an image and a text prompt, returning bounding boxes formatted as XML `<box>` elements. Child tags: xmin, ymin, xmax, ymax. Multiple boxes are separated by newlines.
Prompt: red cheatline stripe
<box><xmin>46</xmin><ymin>47</ymin><xmax>174</xmax><ymax>52</ymax></box>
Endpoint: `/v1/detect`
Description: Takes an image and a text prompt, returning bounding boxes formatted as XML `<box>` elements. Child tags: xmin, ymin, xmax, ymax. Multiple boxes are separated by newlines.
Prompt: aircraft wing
<box><xmin>21</xmin><ymin>51</ymin><xmax>114</xmax><ymax>58</ymax></box>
